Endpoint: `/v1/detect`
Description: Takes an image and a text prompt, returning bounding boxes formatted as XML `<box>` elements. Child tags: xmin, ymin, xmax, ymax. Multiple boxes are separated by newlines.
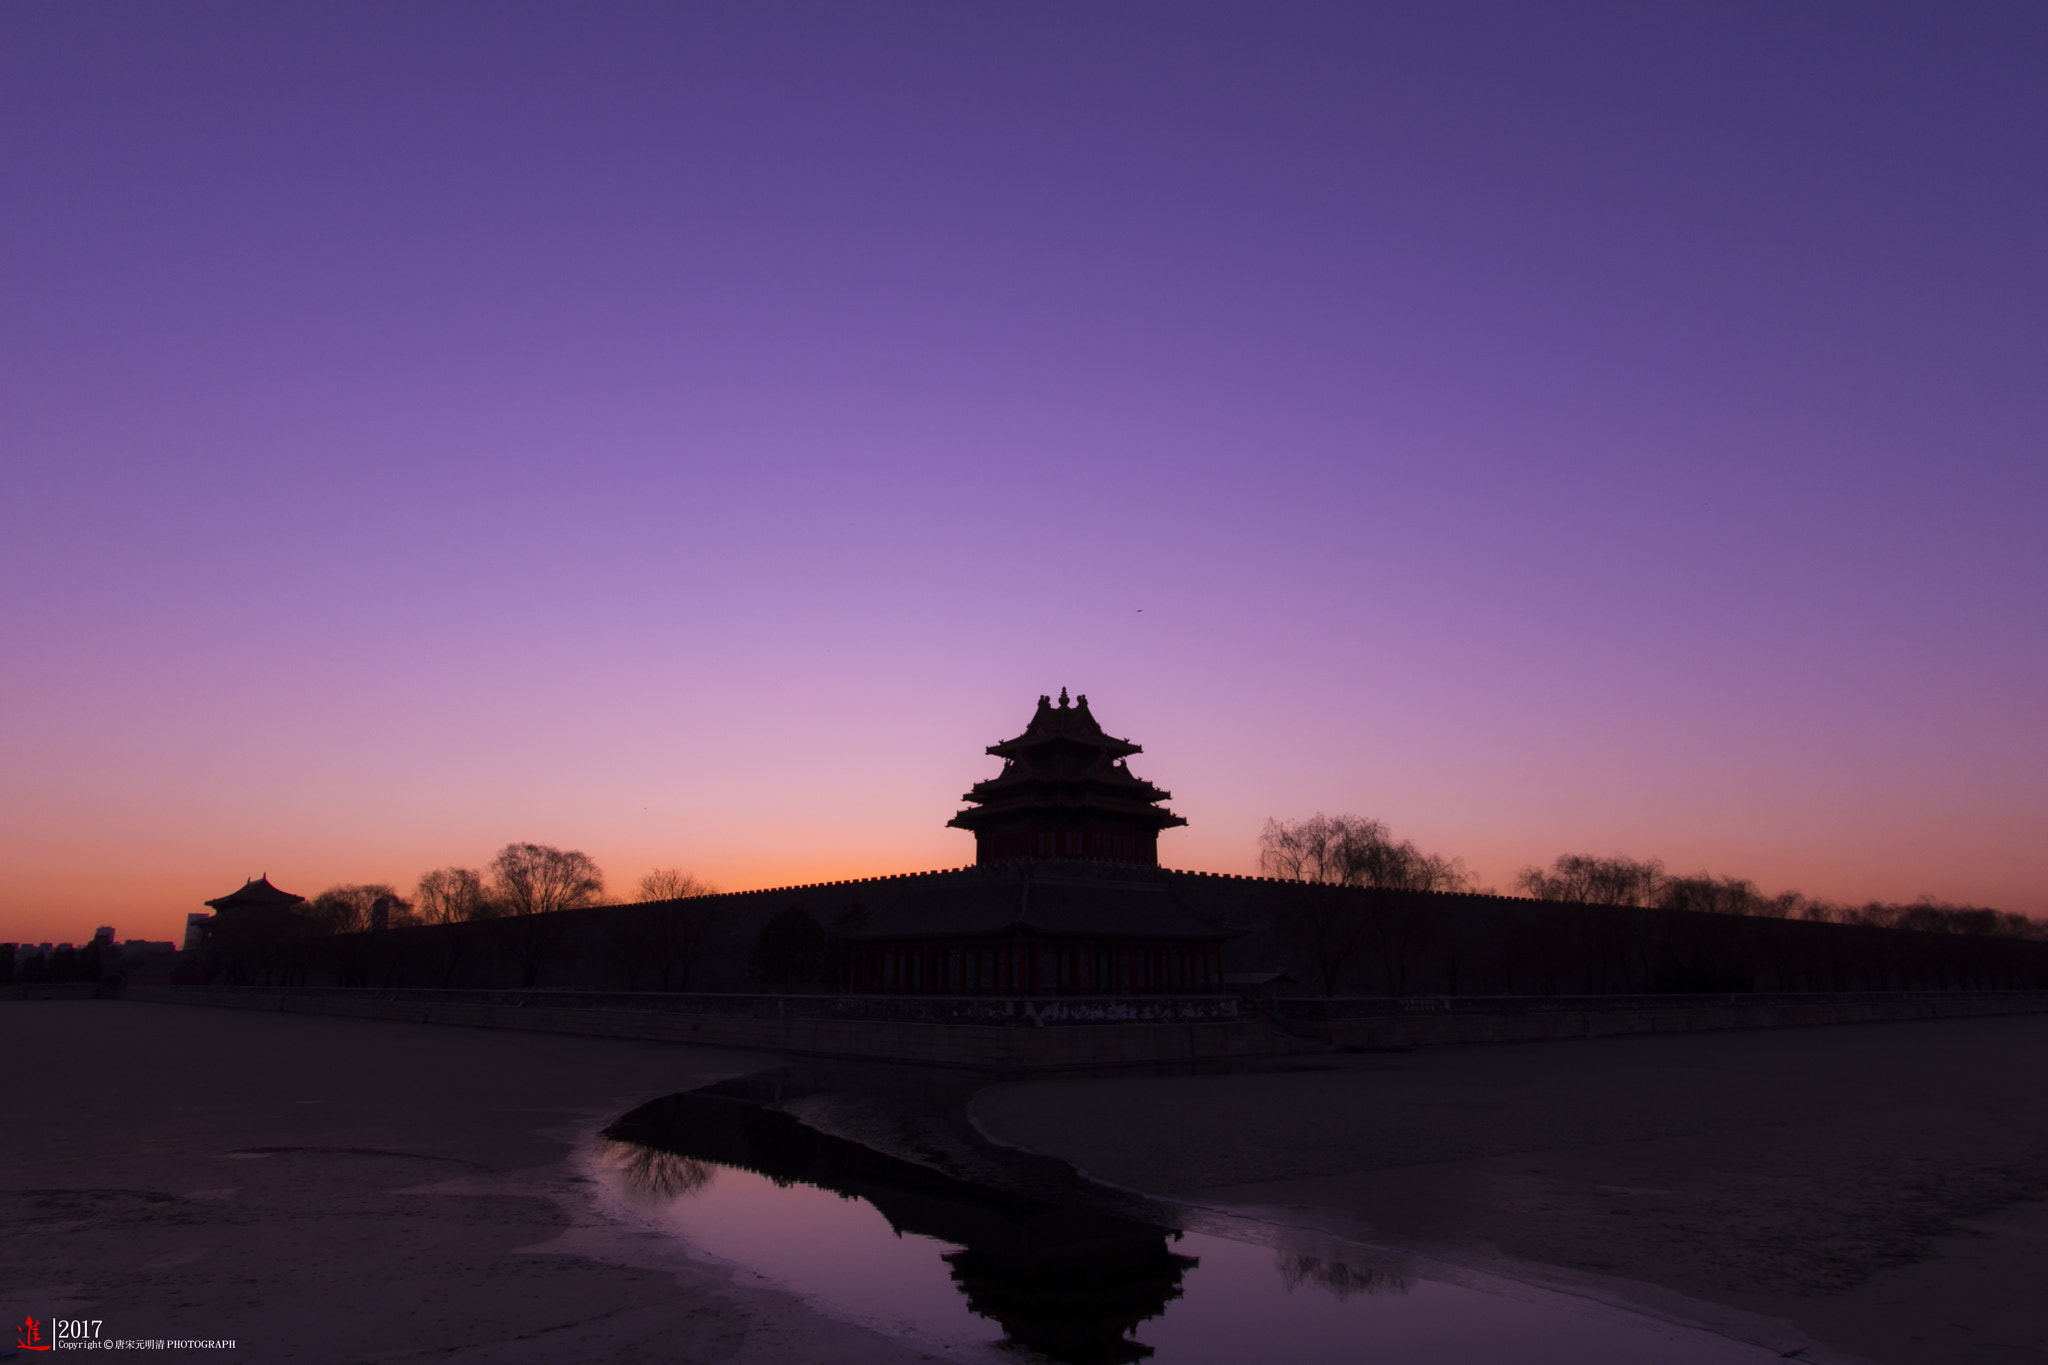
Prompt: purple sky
<box><xmin>4</xmin><ymin>2</ymin><xmax>2044</xmax><ymax>942</ymax></box>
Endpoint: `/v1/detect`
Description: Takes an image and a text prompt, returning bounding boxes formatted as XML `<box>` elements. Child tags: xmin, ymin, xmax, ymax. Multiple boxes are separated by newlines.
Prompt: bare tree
<box><xmin>1515</xmin><ymin>854</ymin><xmax>1666</xmax><ymax>907</ymax></box>
<box><xmin>415</xmin><ymin>867</ymin><xmax>491</xmax><ymax>987</ymax></box>
<box><xmin>1525</xmin><ymin>861</ymin><xmax>2045</xmax><ymax>945</ymax></box>
<box><xmin>484</xmin><ymin>843</ymin><xmax>605</xmax><ymax>988</ymax></box>
<box><xmin>1261</xmin><ymin>817</ymin><xmax>1370</xmax><ymax>994</ymax></box>
<box><xmin>1260</xmin><ymin>815</ymin><xmax>1471</xmax><ymax>995</ymax></box>
<box><xmin>635</xmin><ymin>868</ymin><xmax>713</xmax><ymax>903</ymax></box>
<box><xmin>307</xmin><ymin>883</ymin><xmax>413</xmax><ymax>935</ymax></box>
<box><xmin>1259</xmin><ymin>815</ymin><xmax>1355</xmax><ymax>885</ymax></box>
<box><xmin>1261</xmin><ymin>815</ymin><xmax>1471</xmax><ymax>893</ymax></box>
<box><xmin>1657</xmin><ymin>873</ymin><xmax>1809</xmax><ymax>919</ymax></box>
<box><xmin>417</xmin><ymin>867</ymin><xmax>490</xmax><ymax>924</ymax></box>
<box><xmin>305</xmin><ymin>884</ymin><xmax>413</xmax><ymax>986</ymax></box>
<box><xmin>1839</xmin><ymin>897</ymin><xmax>2045</xmax><ymax>940</ymax></box>
<box><xmin>607</xmin><ymin>869</ymin><xmax>726</xmax><ymax>991</ymax></box>
<box><xmin>491</xmin><ymin>843</ymin><xmax>605</xmax><ymax>917</ymax></box>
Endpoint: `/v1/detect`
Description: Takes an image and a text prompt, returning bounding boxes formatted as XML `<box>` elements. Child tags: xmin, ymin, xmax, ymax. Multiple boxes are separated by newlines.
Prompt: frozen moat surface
<box><xmin>590</xmin><ymin>1087</ymin><xmax>1781</xmax><ymax>1365</ymax></box>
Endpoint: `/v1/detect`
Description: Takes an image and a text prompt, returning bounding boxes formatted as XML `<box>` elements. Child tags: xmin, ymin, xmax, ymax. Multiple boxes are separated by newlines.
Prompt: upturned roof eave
<box><xmin>947</xmin><ymin>801</ymin><xmax>1189</xmax><ymax>831</ymax></box>
<box><xmin>202</xmin><ymin>878</ymin><xmax>307</xmax><ymax>913</ymax></box>
<box><xmin>961</xmin><ymin>775</ymin><xmax>1176</xmax><ymax>804</ymax></box>
<box><xmin>987</xmin><ymin>733</ymin><xmax>1142</xmax><ymax>761</ymax></box>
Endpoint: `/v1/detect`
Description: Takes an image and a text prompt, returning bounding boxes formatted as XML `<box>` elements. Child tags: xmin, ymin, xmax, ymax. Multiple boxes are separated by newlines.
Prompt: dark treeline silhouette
<box><xmin>1513</xmin><ymin>851</ymin><xmax>2046</xmax><ymax>940</ymax></box>
<box><xmin>178</xmin><ymin>824</ymin><xmax>2046</xmax><ymax>998</ymax></box>
<box><xmin>605</xmin><ymin>868</ymin><xmax>724</xmax><ymax>991</ymax></box>
<box><xmin>1259</xmin><ymin>815</ymin><xmax>1473</xmax><ymax>893</ymax></box>
<box><xmin>1256</xmin><ymin>816</ymin><xmax>2045</xmax><ymax>944</ymax></box>
<box><xmin>1250</xmin><ymin>816</ymin><xmax>2048</xmax><ymax>997</ymax></box>
<box><xmin>200</xmin><ymin>843</ymin><xmax>731</xmax><ymax>991</ymax></box>
<box><xmin>6</xmin><ymin>928</ymin><xmax>118</xmax><ymax>985</ymax></box>
<box><xmin>1257</xmin><ymin>815</ymin><xmax>1473</xmax><ymax>995</ymax></box>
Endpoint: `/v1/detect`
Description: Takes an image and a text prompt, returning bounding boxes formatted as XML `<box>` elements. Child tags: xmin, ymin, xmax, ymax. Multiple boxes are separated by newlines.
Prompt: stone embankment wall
<box><xmin>1267</xmin><ymin>990</ymin><xmax>2048</xmax><ymax>1049</ymax></box>
<box><xmin>123</xmin><ymin>985</ymin><xmax>2048</xmax><ymax>1071</ymax></box>
<box><xmin>3</xmin><ymin>983</ymin><xmax>111</xmax><ymax>1001</ymax></box>
<box><xmin>123</xmin><ymin>986</ymin><xmax>1282</xmax><ymax>1069</ymax></box>
<box><xmin>138</xmin><ymin>985</ymin><xmax>1245</xmax><ymax>1026</ymax></box>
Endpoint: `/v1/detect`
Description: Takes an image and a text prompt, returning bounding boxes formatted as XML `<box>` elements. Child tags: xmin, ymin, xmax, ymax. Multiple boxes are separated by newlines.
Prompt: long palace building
<box><xmin>847</xmin><ymin>690</ymin><xmax>1227</xmax><ymax>994</ymax></box>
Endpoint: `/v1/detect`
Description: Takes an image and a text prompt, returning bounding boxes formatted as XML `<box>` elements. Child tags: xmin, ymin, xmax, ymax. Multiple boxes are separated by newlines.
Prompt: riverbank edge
<box><xmin>105</xmin><ymin>986</ymin><xmax>2048</xmax><ymax>1070</ymax></box>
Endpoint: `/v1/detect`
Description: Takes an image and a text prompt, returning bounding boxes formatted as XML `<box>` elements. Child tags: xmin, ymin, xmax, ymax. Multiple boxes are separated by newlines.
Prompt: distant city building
<box><xmin>183</xmin><ymin>914</ymin><xmax>211</xmax><ymax>952</ymax></box>
<box><xmin>947</xmin><ymin>690</ymin><xmax>1187</xmax><ymax>865</ymax></box>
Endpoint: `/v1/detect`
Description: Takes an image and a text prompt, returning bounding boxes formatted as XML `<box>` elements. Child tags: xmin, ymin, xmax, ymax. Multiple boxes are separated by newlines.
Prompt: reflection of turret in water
<box><xmin>945</xmin><ymin>1237</ymin><xmax>1198</xmax><ymax>1365</ymax></box>
<box><xmin>603</xmin><ymin>1089</ymin><xmax>1198</xmax><ymax>1364</ymax></box>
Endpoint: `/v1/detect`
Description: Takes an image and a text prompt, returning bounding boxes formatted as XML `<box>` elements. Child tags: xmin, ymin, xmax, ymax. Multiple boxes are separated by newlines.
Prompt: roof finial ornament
<box><xmin>947</xmin><ymin>690</ymin><xmax>1187</xmax><ymax>863</ymax></box>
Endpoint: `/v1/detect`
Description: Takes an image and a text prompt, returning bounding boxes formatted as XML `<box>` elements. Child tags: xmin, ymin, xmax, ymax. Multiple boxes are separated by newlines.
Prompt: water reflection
<box><xmin>597</xmin><ymin>1089</ymin><xmax>1778</xmax><ymax>1365</ymax></box>
<box><xmin>946</xmin><ymin>1238</ymin><xmax>1198</xmax><ymax>1364</ymax></box>
<box><xmin>601</xmin><ymin>1089</ymin><xmax>1198</xmax><ymax>1362</ymax></box>
<box><xmin>1276</xmin><ymin>1252</ymin><xmax>1407</xmax><ymax>1302</ymax></box>
<box><xmin>607</xmin><ymin>1143</ymin><xmax>717</xmax><ymax>1199</ymax></box>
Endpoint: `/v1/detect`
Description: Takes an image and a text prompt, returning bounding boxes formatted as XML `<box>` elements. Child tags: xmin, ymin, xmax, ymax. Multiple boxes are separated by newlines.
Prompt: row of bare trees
<box><xmin>1258</xmin><ymin>815</ymin><xmax>2046</xmax><ymax>996</ymax></box>
<box><xmin>207</xmin><ymin>843</ymin><xmax>728</xmax><ymax>990</ymax></box>
<box><xmin>1258</xmin><ymin>815</ymin><xmax>1474</xmax><ymax>893</ymax></box>
<box><xmin>1257</xmin><ymin>815</ymin><xmax>1473</xmax><ymax>995</ymax></box>
<box><xmin>1515</xmin><ymin>853</ymin><xmax>2046</xmax><ymax>940</ymax></box>
<box><xmin>404</xmin><ymin>843</ymin><xmax>610</xmax><ymax>986</ymax></box>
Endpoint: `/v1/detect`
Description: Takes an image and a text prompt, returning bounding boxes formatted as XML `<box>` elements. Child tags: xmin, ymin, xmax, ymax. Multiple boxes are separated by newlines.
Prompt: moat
<box><xmin>589</xmin><ymin>1084</ymin><xmax>1779</xmax><ymax>1364</ymax></box>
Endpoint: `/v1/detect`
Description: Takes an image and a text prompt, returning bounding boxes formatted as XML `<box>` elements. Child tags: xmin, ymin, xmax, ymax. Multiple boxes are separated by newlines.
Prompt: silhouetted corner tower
<box><xmin>948</xmin><ymin>689</ymin><xmax>1186</xmax><ymax>865</ymax></box>
<box><xmin>203</xmin><ymin>876</ymin><xmax>305</xmax><ymax>915</ymax></box>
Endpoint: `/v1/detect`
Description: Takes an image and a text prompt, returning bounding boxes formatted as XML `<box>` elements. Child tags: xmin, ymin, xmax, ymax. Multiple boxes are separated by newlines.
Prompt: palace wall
<box><xmin>184</xmin><ymin>860</ymin><xmax>2048</xmax><ymax>998</ymax></box>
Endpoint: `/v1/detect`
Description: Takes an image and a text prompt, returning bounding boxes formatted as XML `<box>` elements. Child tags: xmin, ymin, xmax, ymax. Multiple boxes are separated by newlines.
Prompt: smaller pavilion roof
<box><xmin>986</xmin><ymin>689</ymin><xmax>1142</xmax><ymax>763</ymax></box>
<box><xmin>204</xmin><ymin>876</ymin><xmax>306</xmax><ymax>914</ymax></box>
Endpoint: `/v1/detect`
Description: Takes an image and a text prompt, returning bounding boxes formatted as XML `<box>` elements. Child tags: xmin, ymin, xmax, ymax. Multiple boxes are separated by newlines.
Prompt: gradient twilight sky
<box><xmin>4</xmin><ymin>2</ymin><xmax>2045</xmax><ymax>944</ymax></box>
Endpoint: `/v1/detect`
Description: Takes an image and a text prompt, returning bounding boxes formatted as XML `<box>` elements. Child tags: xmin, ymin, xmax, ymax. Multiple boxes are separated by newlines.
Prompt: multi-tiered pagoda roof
<box><xmin>947</xmin><ymin>690</ymin><xmax>1186</xmax><ymax>865</ymax></box>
